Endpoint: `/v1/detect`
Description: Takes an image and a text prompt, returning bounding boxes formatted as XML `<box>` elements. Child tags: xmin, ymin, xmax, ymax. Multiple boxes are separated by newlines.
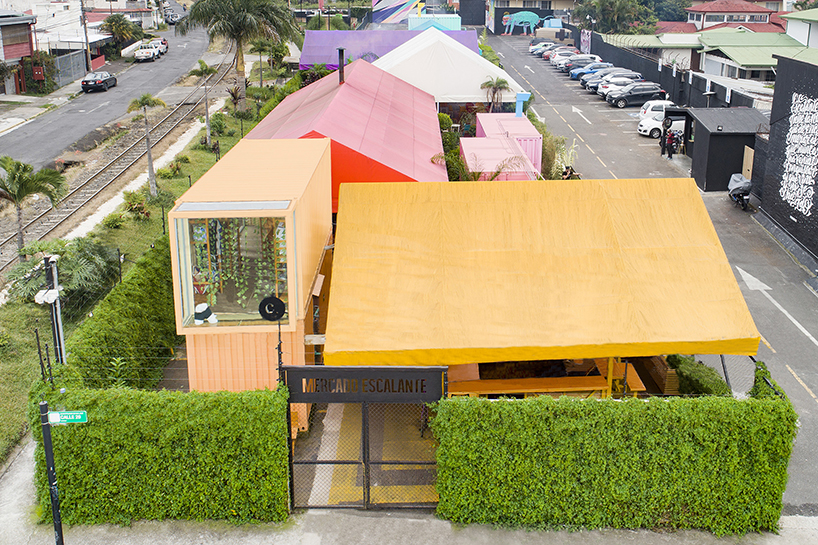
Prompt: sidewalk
<box><xmin>0</xmin><ymin>57</ymin><xmax>131</xmax><ymax>137</ymax></box>
<box><xmin>1</xmin><ymin>434</ymin><xmax>817</xmax><ymax>545</ymax></box>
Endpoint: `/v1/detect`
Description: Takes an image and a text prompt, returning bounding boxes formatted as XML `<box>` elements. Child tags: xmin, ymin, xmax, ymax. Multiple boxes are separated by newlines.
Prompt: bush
<box><xmin>30</xmin><ymin>386</ymin><xmax>290</xmax><ymax>524</ymax></box>
<box><xmin>258</xmin><ymin>75</ymin><xmax>302</xmax><ymax>119</ymax></box>
<box><xmin>666</xmin><ymin>355</ymin><xmax>731</xmax><ymax>395</ymax></box>
<box><xmin>102</xmin><ymin>213</ymin><xmax>125</xmax><ymax>229</ymax></box>
<box><xmin>441</xmin><ymin>131</ymin><xmax>459</xmax><ymax>155</ymax></box>
<box><xmin>749</xmin><ymin>361</ymin><xmax>789</xmax><ymax>401</ymax></box>
<box><xmin>156</xmin><ymin>167</ymin><xmax>173</xmax><ymax>179</ymax></box>
<box><xmin>5</xmin><ymin>238</ymin><xmax>119</xmax><ymax>320</ymax></box>
<box><xmin>210</xmin><ymin>112</ymin><xmax>227</xmax><ymax>136</ymax></box>
<box><xmin>64</xmin><ymin>236</ymin><xmax>178</xmax><ymax>389</ymax></box>
<box><xmin>438</xmin><ymin>112</ymin><xmax>453</xmax><ymax>132</ymax></box>
<box><xmin>431</xmin><ymin>395</ymin><xmax>798</xmax><ymax>535</ymax></box>
<box><xmin>175</xmin><ymin>154</ymin><xmax>190</xmax><ymax>164</ymax></box>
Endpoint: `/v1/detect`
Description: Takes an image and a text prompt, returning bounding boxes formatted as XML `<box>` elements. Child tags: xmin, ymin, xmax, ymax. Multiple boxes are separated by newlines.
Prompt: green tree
<box><xmin>100</xmin><ymin>13</ymin><xmax>142</xmax><ymax>45</ymax></box>
<box><xmin>794</xmin><ymin>0</ymin><xmax>818</xmax><ymax>9</ymax></box>
<box><xmin>176</xmin><ymin>0</ymin><xmax>300</xmax><ymax>111</ymax></box>
<box><xmin>480</xmin><ymin>77</ymin><xmax>510</xmax><ymax>113</ymax></box>
<box><xmin>189</xmin><ymin>60</ymin><xmax>218</xmax><ymax>147</ymax></box>
<box><xmin>574</xmin><ymin>0</ymin><xmax>643</xmax><ymax>33</ymax></box>
<box><xmin>127</xmin><ymin>94</ymin><xmax>167</xmax><ymax>197</ymax></box>
<box><xmin>0</xmin><ymin>156</ymin><xmax>66</xmax><ymax>256</ymax></box>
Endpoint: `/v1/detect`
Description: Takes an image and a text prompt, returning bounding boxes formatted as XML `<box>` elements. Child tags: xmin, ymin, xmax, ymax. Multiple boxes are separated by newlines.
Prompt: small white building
<box><xmin>780</xmin><ymin>8</ymin><xmax>818</xmax><ymax>48</ymax></box>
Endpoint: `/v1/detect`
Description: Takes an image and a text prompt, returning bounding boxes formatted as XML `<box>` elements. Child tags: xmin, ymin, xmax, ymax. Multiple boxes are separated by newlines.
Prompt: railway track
<box><xmin>0</xmin><ymin>50</ymin><xmax>234</xmax><ymax>274</ymax></box>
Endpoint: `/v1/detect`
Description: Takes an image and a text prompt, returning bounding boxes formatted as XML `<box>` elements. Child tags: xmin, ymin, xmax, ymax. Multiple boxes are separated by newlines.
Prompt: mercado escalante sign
<box><xmin>283</xmin><ymin>366</ymin><xmax>446</xmax><ymax>403</ymax></box>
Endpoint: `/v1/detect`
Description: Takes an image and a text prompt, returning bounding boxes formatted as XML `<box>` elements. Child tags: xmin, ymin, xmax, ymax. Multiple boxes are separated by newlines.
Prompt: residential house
<box><xmin>780</xmin><ymin>8</ymin><xmax>818</xmax><ymax>48</ymax></box>
<box><xmin>685</xmin><ymin>0</ymin><xmax>785</xmax><ymax>33</ymax></box>
<box><xmin>0</xmin><ymin>8</ymin><xmax>34</xmax><ymax>94</ymax></box>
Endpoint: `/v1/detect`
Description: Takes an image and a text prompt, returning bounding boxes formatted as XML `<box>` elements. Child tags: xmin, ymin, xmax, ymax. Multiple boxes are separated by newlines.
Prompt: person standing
<box><xmin>666</xmin><ymin>130</ymin><xmax>676</xmax><ymax>160</ymax></box>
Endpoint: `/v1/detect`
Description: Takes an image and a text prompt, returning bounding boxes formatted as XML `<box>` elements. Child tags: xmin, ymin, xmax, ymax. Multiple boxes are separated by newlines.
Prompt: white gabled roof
<box><xmin>373</xmin><ymin>28</ymin><xmax>526</xmax><ymax>103</ymax></box>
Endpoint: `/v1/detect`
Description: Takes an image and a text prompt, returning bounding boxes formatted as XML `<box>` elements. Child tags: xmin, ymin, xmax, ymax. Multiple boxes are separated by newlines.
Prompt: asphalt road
<box><xmin>487</xmin><ymin>34</ymin><xmax>818</xmax><ymax>514</ymax></box>
<box><xmin>0</xmin><ymin>25</ymin><xmax>209</xmax><ymax>171</ymax></box>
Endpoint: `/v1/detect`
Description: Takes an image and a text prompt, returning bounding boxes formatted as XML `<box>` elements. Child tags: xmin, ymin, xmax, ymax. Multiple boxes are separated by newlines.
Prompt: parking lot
<box><xmin>486</xmin><ymin>35</ymin><xmax>692</xmax><ymax>180</ymax></box>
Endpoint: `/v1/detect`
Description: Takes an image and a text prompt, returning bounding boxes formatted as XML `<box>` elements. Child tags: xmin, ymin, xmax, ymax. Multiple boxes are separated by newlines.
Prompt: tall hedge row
<box><xmin>30</xmin><ymin>386</ymin><xmax>290</xmax><ymax>524</ymax></box>
<box><xmin>666</xmin><ymin>354</ymin><xmax>732</xmax><ymax>395</ymax></box>
<box><xmin>65</xmin><ymin>236</ymin><xmax>179</xmax><ymax>388</ymax></box>
<box><xmin>431</xmin><ymin>396</ymin><xmax>797</xmax><ymax>535</ymax></box>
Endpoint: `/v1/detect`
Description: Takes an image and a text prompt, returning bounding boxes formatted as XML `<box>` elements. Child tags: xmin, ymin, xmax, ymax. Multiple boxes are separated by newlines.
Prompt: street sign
<box><xmin>48</xmin><ymin>411</ymin><xmax>87</xmax><ymax>425</ymax></box>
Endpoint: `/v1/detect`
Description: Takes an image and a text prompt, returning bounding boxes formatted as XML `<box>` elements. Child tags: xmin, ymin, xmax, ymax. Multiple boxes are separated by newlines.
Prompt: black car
<box><xmin>561</xmin><ymin>57</ymin><xmax>596</xmax><ymax>73</ymax></box>
<box><xmin>607</xmin><ymin>82</ymin><xmax>666</xmax><ymax>108</ymax></box>
<box><xmin>81</xmin><ymin>72</ymin><xmax>117</xmax><ymax>92</ymax></box>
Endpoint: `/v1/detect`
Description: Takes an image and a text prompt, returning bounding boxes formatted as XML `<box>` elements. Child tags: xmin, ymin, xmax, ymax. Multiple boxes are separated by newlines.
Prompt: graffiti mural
<box><xmin>373</xmin><ymin>0</ymin><xmax>421</xmax><ymax>24</ymax></box>
<box><xmin>761</xmin><ymin>57</ymin><xmax>818</xmax><ymax>261</ymax></box>
<box><xmin>779</xmin><ymin>92</ymin><xmax>818</xmax><ymax>217</ymax></box>
<box><xmin>487</xmin><ymin>7</ymin><xmax>556</xmax><ymax>35</ymax></box>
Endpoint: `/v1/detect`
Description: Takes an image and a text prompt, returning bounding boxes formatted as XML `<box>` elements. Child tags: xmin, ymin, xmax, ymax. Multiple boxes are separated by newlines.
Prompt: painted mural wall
<box><xmin>373</xmin><ymin>0</ymin><xmax>421</xmax><ymax>24</ymax></box>
<box><xmin>487</xmin><ymin>8</ymin><xmax>557</xmax><ymax>35</ymax></box>
<box><xmin>762</xmin><ymin>56</ymin><xmax>818</xmax><ymax>260</ymax></box>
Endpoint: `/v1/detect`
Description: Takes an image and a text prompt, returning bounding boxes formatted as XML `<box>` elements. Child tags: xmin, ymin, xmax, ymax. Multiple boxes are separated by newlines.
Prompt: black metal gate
<box><xmin>283</xmin><ymin>366</ymin><xmax>446</xmax><ymax>509</ymax></box>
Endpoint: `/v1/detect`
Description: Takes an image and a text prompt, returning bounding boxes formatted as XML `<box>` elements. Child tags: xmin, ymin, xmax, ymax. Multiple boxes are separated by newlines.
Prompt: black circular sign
<box><xmin>662</xmin><ymin>117</ymin><xmax>674</xmax><ymax>129</ymax></box>
<box><xmin>259</xmin><ymin>296</ymin><xmax>286</xmax><ymax>321</ymax></box>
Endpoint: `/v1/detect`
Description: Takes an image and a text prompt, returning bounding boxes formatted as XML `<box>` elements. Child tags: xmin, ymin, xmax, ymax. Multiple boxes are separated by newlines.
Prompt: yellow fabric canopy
<box><xmin>324</xmin><ymin>179</ymin><xmax>760</xmax><ymax>366</ymax></box>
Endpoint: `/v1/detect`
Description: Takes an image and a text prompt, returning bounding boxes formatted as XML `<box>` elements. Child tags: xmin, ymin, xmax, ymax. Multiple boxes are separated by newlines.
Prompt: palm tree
<box><xmin>100</xmin><ymin>13</ymin><xmax>142</xmax><ymax>51</ymax></box>
<box><xmin>176</xmin><ymin>0</ymin><xmax>300</xmax><ymax>111</ymax></box>
<box><xmin>0</xmin><ymin>156</ymin><xmax>67</xmax><ymax>256</ymax></box>
<box><xmin>480</xmin><ymin>77</ymin><xmax>511</xmax><ymax>113</ymax></box>
<box><xmin>189</xmin><ymin>60</ymin><xmax>218</xmax><ymax>147</ymax></box>
<box><xmin>249</xmin><ymin>39</ymin><xmax>270</xmax><ymax>89</ymax></box>
<box><xmin>127</xmin><ymin>94</ymin><xmax>167</xmax><ymax>197</ymax></box>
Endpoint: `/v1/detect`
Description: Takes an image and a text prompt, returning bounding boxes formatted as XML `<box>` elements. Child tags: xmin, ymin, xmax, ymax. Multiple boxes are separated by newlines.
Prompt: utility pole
<box><xmin>79</xmin><ymin>0</ymin><xmax>92</xmax><ymax>72</ymax></box>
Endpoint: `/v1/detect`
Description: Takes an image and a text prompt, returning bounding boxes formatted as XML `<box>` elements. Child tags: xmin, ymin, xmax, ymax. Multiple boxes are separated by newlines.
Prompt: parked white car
<box><xmin>597</xmin><ymin>77</ymin><xmax>639</xmax><ymax>97</ymax></box>
<box><xmin>134</xmin><ymin>42</ymin><xmax>160</xmax><ymax>62</ymax></box>
<box><xmin>639</xmin><ymin>100</ymin><xmax>676</xmax><ymax>119</ymax></box>
<box><xmin>638</xmin><ymin>112</ymin><xmax>685</xmax><ymax>138</ymax></box>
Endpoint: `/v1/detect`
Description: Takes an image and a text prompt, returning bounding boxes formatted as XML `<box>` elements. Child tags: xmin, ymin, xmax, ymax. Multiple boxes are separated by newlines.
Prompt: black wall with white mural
<box><xmin>762</xmin><ymin>56</ymin><xmax>818</xmax><ymax>261</ymax></box>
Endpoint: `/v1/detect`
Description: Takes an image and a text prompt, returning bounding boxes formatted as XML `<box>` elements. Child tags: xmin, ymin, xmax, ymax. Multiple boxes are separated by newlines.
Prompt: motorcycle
<box><xmin>728</xmin><ymin>173</ymin><xmax>752</xmax><ymax>211</ymax></box>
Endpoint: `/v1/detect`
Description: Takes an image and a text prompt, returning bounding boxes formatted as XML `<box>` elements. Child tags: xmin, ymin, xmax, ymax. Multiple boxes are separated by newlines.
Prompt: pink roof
<box><xmin>459</xmin><ymin>137</ymin><xmax>538</xmax><ymax>181</ymax></box>
<box><xmin>656</xmin><ymin>21</ymin><xmax>699</xmax><ymax>33</ymax></box>
<box><xmin>475</xmin><ymin>113</ymin><xmax>540</xmax><ymax>139</ymax></box>
<box><xmin>687</xmin><ymin>0</ymin><xmax>773</xmax><ymax>13</ymax></box>
<box><xmin>246</xmin><ymin>60</ymin><xmax>447</xmax><ymax>184</ymax></box>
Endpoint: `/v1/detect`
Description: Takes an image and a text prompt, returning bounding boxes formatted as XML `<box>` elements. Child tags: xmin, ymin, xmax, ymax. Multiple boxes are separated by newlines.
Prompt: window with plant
<box><xmin>182</xmin><ymin>216</ymin><xmax>288</xmax><ymax>326</ymax></box>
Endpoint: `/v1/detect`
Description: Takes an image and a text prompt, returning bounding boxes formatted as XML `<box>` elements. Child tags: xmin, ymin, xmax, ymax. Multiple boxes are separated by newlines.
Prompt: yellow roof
<box><xmin>174</xmin><ymin>139</ymin><xmax>331</xmax><ymax>205</ymax></box>
<box><xmin>324</xmin><ymin>179</ymin><xmax>760</xmax><ymax>366</ymax></box>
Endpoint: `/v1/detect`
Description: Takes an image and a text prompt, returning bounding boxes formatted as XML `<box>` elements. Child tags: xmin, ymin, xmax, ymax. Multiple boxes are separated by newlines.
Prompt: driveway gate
<box><xmin>284</xmin><ymin>366</ymin><xmax>447</xmax><ymax>509</ymax></box>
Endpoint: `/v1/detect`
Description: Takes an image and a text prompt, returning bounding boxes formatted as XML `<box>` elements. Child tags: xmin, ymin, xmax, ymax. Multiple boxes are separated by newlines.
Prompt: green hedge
<box><xmin>666</xmin><ymin>354</ymin><xmax>732</xmax><ymax>395</ymax></box>
<box><xmin>65</xmin><ymin>236</ymin><xmax>178</xmax><ymax>388</ymax></box>
<box><xmin>431</xmin><ymin>396</ymin><xmax>797</xmax><ymax>535</ymax></box>
<box><xmin>750</xmin><ymin>361</ymin><xmax>789</xmax><ymax>401</ymax></box>
<box><xmin>30</xmin><ymin>386</ymin><xmax>289</xmax><ymax>524</ymax></box>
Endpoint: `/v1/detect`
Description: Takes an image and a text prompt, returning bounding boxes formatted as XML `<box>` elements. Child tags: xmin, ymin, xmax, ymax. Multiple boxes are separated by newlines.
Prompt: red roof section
<box><xmin>687</xmin><ymin>0</ymin><xmax>773</xmax><ymax>13</ymax></box>
<box><xmin>704</xmin><ymin>21</ymin><xmax>786</xmax><ymax>32</ymax></box>
<box><xmin>656</xmin><ymin>21</ymin><xmax>699</xmax><ymax>33</ymax></box>
<box><xmin>246</xmin><ymin>60</ymin><xmax>448</xmax><ymax>212</ymax></box>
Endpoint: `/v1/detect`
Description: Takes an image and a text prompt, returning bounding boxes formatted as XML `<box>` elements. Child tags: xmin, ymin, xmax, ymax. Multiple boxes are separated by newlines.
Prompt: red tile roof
<box><xmin>656</xmin><ymin>21</ymin><xmax>699</xmax><ymax>33</ymax></box>
<box><xmin>704</xmin><ymin>21</ymin><xmax>787</xmax><ymax>32</ymax></box>
<box><xmin>687</xmin><ymin>0</ymin><xmax>773</xmax><ymax>13</ymax></box>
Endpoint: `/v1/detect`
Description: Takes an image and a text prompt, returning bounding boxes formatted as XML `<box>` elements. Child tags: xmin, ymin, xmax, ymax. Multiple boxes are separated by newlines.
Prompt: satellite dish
<box><xmin>259</xmin><ymin>296</ymin><xmax>286</xmax><ymax>322</ymax></box>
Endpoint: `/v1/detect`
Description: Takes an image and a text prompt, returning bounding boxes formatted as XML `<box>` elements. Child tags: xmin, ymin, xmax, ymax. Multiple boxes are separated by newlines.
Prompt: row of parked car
<box><xmin>529</xmin><ymin>39</ymin><xmax>679</xmax><ymax>138</ymax></box>
<box><xmin>135</xmin><ymin>37</ymin><xmax>169</xmax><ymax>62</ymax></box>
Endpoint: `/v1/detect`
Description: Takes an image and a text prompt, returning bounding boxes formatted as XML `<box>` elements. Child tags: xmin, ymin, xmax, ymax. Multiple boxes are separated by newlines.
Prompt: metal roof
<box><xmin>686</xmin><ymin>0</ymin><xmax>773</xmax><ymax>13</ymax></box>
<box><xmin>687</xmin><ymin>107</ymin><xmax>769</xmax><ymax>134</ymax></box>
<box><xmin>780</xmin><ymin>8</ymin><xmax>818</xmax><ymax>22</ymax></box>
